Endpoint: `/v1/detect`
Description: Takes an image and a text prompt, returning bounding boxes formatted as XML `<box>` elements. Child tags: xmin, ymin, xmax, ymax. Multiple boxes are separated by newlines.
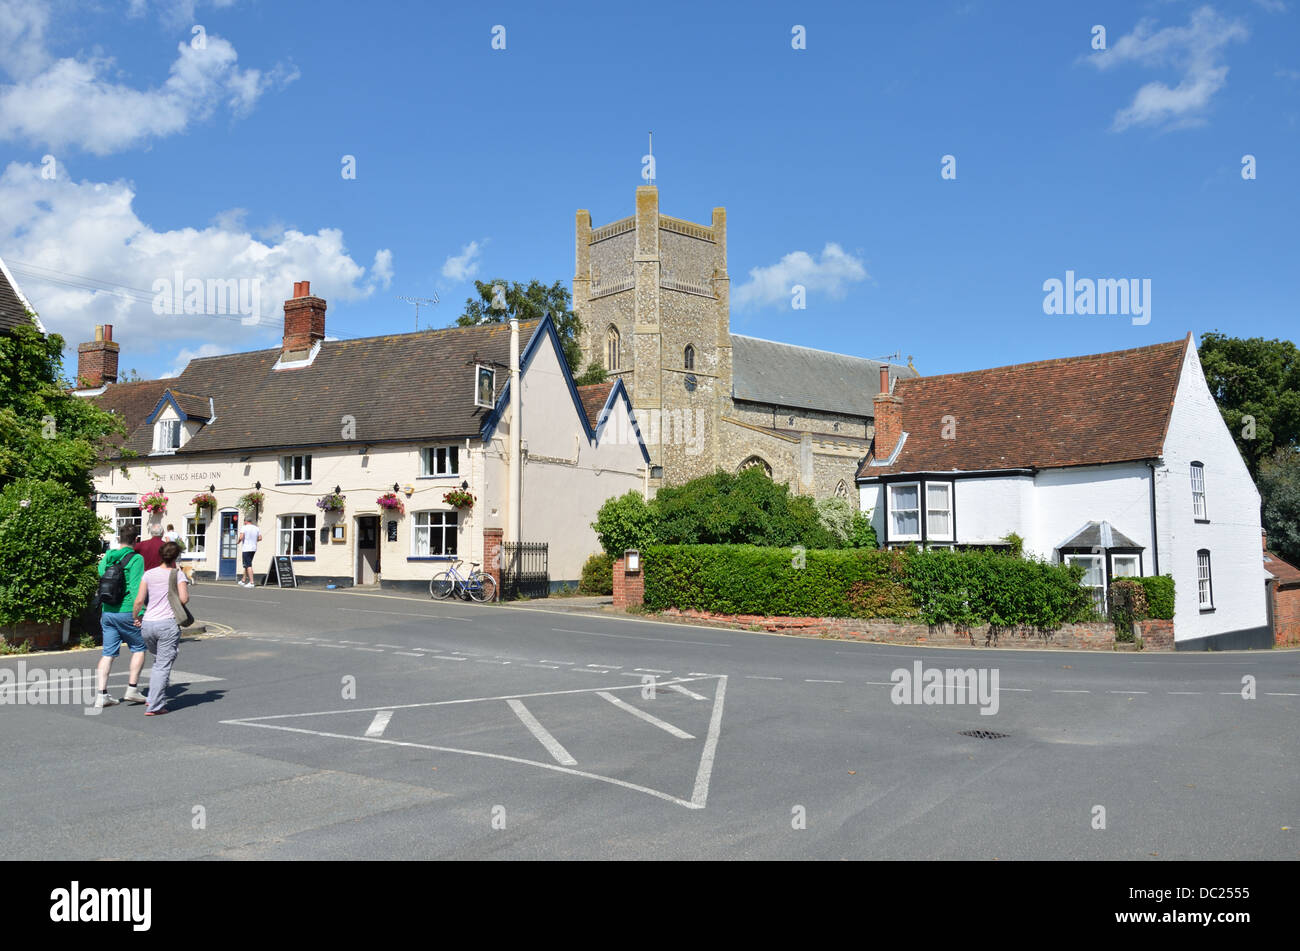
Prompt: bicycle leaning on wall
<box><xmin>429</xmin><ymin>560</ymin><xmax>497</xmax><ymax>603</ymax></box>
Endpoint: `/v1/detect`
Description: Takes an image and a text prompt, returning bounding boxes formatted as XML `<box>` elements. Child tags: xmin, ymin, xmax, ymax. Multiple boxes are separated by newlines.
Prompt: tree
<box><xmin>0</xmin><ymin>323</ymin><xmax>125</xmax><ymax>497</ymax></box>
<box><xmin>591</xmin><ymin>490</ymin><xmax>660</xmax><ymax>558</ymax></box>
<box><xmin>1199</xmin><ymin>332</ymin><xmax>1300</xmax><ymax>479</ymax></box>
<box><xmin>1260</xmin><ymin>448</ymin><xmax>1300</xmax><ymax>565</ymax></box>
<box><xmin>457</xmin><ymin>279</ymin><xmax>587</xmax><ymax>378</ymax></box>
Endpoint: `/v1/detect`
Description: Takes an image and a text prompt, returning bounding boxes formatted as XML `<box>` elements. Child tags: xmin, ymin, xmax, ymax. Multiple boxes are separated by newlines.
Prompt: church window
<box><xmin>835</xmin><ymin>480</ymin><xmax>849</xmax><ymax>498</ymax></box>
<box><xmin>738</xmin><ymin>456</ymin><xmax>772</xmax><ymax>477</ymax></box>
<box><xmin>684</xmin><ymin>345</ymin><xmax>695</xmax><ymax>370</ymax></box>
<box><xmin>606</xmin><ymin>326</ymin><xmax>620</xmax><ymax>371</ymax></box>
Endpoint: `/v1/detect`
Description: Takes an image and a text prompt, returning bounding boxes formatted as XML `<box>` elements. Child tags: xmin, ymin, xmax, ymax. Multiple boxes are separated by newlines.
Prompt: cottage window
<box><xmin>889</xmin><ymin>483</ymin><xmax>921</xmax><ymax>540</ymax></box>
<box><xmin>926</xmin><ymin>482</ymin><xmax>953</xmax><ymax>539</ymax></box>
<box><xmin>115</xmin><ymin>507</ymin><xmax>142</xmax><ymax>537</ymax></box>
<box><xmin>185</xmin><ymin>516</ymin><xmax>207</xmax><ymax>555</ymax></box>
<box><xmin>421</xmin><ymin>446</ymin><xmax>460</xmax><ymax>477</ymax></box>
<box><xmin>153</xmin><ymin>419</ymin><xmax>181</xmax><ymax>452</ymax></box>
<box><xmin>1065</xmin><ymin>554</ymin><xmax>1106</xmax><ymax>613</ymax></box>
<box><xmin>1111</xmin><ymin>553</ymin><xmax>1140</xmax><ymax>578</ymax></box>
<box><xmin>1197</xmin><ymin>549</ymin><xmax>1213</xmax><ymax>609</ymax></box>
<box><xmin>1190</xmin><ymin>462</ymin><xmax>1207</xmax><ymax>520</ymax></box>
<box><xmin>279</xmin><ymin>454</ymin><xmax>312</xmax><ymax>483</ymax></box>
<box><xmin>413</xmin><ymin>511</ymin><xmax>458</xmax><ymax>556</ymax></box>
<box><xmin>278</xmin><ymin>514</ymin><xmax>317</xmax><ymax>556</ymax></box>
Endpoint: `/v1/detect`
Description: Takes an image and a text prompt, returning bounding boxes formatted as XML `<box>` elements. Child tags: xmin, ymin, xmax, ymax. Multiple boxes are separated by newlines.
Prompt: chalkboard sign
<box><xmin>264</xmin><ymin>555</ymin><xmax>297</xmax><ymax>588</ymax></box>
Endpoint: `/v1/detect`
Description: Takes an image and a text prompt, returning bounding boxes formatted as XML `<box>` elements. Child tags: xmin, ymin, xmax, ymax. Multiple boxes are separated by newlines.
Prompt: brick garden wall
<box><xmin>612</xmin><ymin>555</ymin><xmax>644</xmax><ymax>610</ymax></box>
<box><xmin>1</xmin><ymin>620</ymin><xmax>67</xmax><ymax>652</ymax></box>
<box><xmin>1273</xmin><ymin>584</ymin><xmax>1300</xmax><ymax>647</ymax></box>
<box><xmin>1136</xmin><ymin>618</ymin><xmax>1175</xmax><ymax>651</ymax></box>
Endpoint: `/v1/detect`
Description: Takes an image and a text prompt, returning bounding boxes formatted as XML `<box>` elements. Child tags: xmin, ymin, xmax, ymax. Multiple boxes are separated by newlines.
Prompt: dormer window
<box><xmin>153</xmin><ymin>419</ymin><xmax>181</xmax><ymax>453</ymax></box>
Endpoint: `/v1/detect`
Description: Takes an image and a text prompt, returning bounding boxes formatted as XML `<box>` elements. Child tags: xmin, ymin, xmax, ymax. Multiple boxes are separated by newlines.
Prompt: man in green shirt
<box><xmin>95</xmin><ymin>524</ymin><xmax>149</xmax><ymax>708</ymax></box>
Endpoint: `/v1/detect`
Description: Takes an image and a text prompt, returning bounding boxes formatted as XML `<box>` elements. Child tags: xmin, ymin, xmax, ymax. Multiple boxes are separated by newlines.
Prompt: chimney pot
<box><xmin>103</xmin><ymin>324</ymin><xmax>112</xmax><ymax>342</ymax></box>
<box><xmin>78</xmin><ymin>325</ymin><xmax>120</xmax><ymax>387</ymax></box>
<box><xmin>879</xmin><ymin>365</ymin><xmax>890</xmax><ymax>394</ymax></box>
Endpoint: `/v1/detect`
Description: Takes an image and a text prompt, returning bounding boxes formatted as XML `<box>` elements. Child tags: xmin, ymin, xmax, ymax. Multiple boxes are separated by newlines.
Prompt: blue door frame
<box><xmin>218</xmin><ymin>509</ymin><xmax>239</xmax><ymax>579</ymax></box>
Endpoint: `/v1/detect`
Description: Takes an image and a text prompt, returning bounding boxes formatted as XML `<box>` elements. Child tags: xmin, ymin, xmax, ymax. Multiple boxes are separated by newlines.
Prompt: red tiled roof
<box><xmin>576</xmin><ymin>382</ymin><xmax>615</xmax><ymax>429</ymax></box>
<box><xmin>1264</xmin><ymin>550</ymin><xmax>1300</xmax><ymax>588</ymax></box>
<box><xmin>858</xmin><ymin>336</ymin><xmax>1191</xmax><ymax>478</ymax></box>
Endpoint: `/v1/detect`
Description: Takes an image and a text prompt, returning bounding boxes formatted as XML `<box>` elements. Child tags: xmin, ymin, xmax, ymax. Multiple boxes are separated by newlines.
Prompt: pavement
<box><xmin>1</xmin><ymin>581</ymin><xmax>1297</xmax><ymax>859</ymax></box>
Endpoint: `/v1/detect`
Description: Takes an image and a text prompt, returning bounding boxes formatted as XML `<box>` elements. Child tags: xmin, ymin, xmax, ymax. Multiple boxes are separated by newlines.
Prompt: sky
<box><xmin>0</xmin><ymin>0</ymin><xmax>1296</xmax><ymax>381</ymax></box>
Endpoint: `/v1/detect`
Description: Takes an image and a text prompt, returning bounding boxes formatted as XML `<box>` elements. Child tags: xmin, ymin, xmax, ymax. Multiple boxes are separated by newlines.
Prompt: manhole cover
<box><xmin>959</xmin><ymin>729</ymin><xmax>1008</xmax><ymax>740</ymax></box>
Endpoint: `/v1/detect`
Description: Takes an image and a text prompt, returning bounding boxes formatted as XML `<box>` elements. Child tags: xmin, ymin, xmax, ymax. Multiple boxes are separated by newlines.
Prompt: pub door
<box><xmin>218</xmin><ymin>509</ymin><xmax>239</xmax><ymax>579</ymax></box>
<box><xmin>356</xmin><ymin>515</ymin><xmax>380</xmax><ymax>585</ymax></box>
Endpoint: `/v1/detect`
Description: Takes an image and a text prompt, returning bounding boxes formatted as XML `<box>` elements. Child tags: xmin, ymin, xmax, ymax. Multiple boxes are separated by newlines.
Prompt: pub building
<box><xmin>76</xmin><ymin>283</ymin><xmax>648</xmax><ymax>591</ymax></box>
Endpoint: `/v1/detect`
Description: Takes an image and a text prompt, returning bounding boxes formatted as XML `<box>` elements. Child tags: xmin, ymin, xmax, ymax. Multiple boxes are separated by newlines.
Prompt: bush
<box><xmin>1108</xmin><ymin>579</ymin><xmax>1150</xmax><ymax>641</ymax></box>
<box><xmin>591</xmin><ymin>491</ymin><xmax>659</xmax><ymax>558</ymax></box>
<box><xmin>0</xmin><ymin>478</ymin><xmax>108</xmax><ymax>626</ymax></box>
<box><xmin>1136</xmin><ymin>575</ymin><xmax>1175</xmax><ymax>619</ymax></box>
<box><xmin>578</xmin><ymin>552</ymin><xmax>614</xmax><ymax>595</ymax></box>
<box><xmin>847</xmin><ymin>511</ymin><xmax>878</xmax><ymax>549</ymax></box>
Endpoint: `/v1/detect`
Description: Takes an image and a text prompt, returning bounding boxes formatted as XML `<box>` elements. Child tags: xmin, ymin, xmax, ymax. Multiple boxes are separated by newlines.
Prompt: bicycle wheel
<box><xmin>468</xmin><ymin>572</ymin><xmax>496</xmax><ymax>603</ymax></box>
<box><xmin>429</xmin><ymin>571</ymin><xmax>455</xmax><ymax>600</ymax></box>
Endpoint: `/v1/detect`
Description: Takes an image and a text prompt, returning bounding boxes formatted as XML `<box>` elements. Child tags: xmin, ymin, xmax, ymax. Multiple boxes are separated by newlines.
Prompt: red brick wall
<box><xmin>76</xmin><ymin>341</ymin><xmax>119</xmax><ymax>386</ymax></box>
<box><xmin>1136</xmin><ymin>618</ymin><xmax>1174</xmax><ymax>651</ymax></box>
<box><xmin>612</xmin><ymin>556</ymin><xmax>644</xmax><ymax>609</ymax></box>
<box><xmin>483</xmin><ymin>528</ymin><xmax>502</xmax><ymax>601</ymax></box>
<box><xmin>1273</xmin><ymin>584</ymin><xmax>1300</xmax><ymax>647</ymax></box>
<box><xmin>1</xmin><ymin>620</ymin><xmax>66</xmax><ymax>651</ymax></box>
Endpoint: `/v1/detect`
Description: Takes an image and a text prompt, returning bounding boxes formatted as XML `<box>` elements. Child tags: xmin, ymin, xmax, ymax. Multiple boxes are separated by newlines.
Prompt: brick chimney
<box><xmin>872</xmin><ymin>365</ymin><xmax>903</xmax><ymax>460</ymax></box>
<box><xmin>282</xmin><ymin>281</ymin><xmax>326</xmax><ymax>358</ymax></box>
<box><xmin>77</xmin><ymin>324</ymin><xmax>119</xmax><ymax>387</ymax></box>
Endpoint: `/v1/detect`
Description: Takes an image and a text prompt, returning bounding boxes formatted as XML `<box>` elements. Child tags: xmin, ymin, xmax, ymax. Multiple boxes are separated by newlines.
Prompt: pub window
<box><xmin>279</xmin><ymin>454</ymin><xmax>312</xmax><ymax>483</ymax></box>
<box><xmin>185</xmin><ymin>516</ymin><xmax>207</xmax><ymax>555</ymax></box>
<box><xmin>421</xmin><ymin>446</ymin><xmax>460</xmax><ymax>477</ymax></box>
<box><xmin>413</xmin><ymin>511</ymin><xmax>458</xmax><ymax>556</ymax></box>
<box><xmin>153</xmin><ymin>419</ymin><xmax>181</xmax><ymax>453</ymax></box>
<box><xmin>278</xmin><ymin>514</ymin><xmax>317</xmax><ymax>556</ymax></box>
<box><xmin>115</xmin><ymin>507</ymin><xmax>142</xmax><ymax>537</ymax></box>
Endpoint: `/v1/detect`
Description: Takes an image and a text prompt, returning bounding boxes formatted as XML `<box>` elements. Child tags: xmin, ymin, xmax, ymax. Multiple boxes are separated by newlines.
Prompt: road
<box><xmin>2</xmin><ymin>583</ymin><xmax>1297</xmax><ymax>859</ymax></box>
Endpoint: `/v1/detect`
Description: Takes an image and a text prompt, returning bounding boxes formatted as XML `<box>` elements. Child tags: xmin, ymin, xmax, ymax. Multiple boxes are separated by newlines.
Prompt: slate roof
<box><xmin>1059</xmin><ymin>520</ymin><xmax>1143</xmax><ymax>550</ymax></box>
<box><xmin>0</xmin><ymin>256</ymin><xmax>41</xmax><ymax>334</ymax></box>
<box><xmin>858</xmin><ymin>336</ymin><xmax>1191</xmax><ymax>479</ymax></box>
<box><xmin>96</xmin><ymin>321</ymin><xmax>540</xmax><ymax>458</ymax></box>
<box><xmin>1264</xmin><ymin>549</ymin><xmax>1300</xmax><ymax>588</ymax></box>
<box><xmin>160</xmin><ymin>390</ymin><xmax>215</xmax><ymax>421</ymax></box>
<box><xmin>576</xmin><ymin>382</ymin><xmax>615</xmax><ymax>429</ymax></box>
<box><xmin>731</xmin><ymin>334</ymin><xmax>916</xmax><ymax>417</ymax></box>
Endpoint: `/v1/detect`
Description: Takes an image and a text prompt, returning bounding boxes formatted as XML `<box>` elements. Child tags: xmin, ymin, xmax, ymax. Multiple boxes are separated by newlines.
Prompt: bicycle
<box><xmin>429</xmin><ymin>561</ymin><xmax>497</xmax><ymax>603</ymax></box>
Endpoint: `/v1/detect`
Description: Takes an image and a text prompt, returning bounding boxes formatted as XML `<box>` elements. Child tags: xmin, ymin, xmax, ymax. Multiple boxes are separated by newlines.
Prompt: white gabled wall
<box><xmin>1157</xmin><ymin>339</ymin><xmax>1267</xmax><ymax>642</ymax></box>
<box><xmin>1029</xmin><ymin>464</ymin><xmax>1153</xmax><ymax>562</ymax></box>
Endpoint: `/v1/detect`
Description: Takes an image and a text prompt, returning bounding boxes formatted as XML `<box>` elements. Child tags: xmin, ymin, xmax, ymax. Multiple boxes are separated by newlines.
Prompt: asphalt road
<box><xmin>2</xmin><ymin>583</ymin><xmax>1297</xmax><ymax>859</ymax></box>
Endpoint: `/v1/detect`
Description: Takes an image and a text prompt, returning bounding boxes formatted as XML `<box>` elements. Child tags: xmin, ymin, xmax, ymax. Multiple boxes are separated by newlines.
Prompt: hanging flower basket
<box><xmin>191</xmin><ymin>492</ymin><xmax>217</xmax><ymax>515</ymax></box>
<box><xmin>316</xmin><ymin>491</ymin><xmax>347</xmax><ymax>514</ymax></box>
<box><xmin>442</xmin><ymin>489</ymin><xmax>475</xmax><ymax>510</ymax></box>
<box><xmin>139</xmin><ymin>491</ymin><xmax>168</xmax><ymax>515</ymax></box>
<box><xmin>237</xmin><ymin>491</ymin><xmax>265</xmax><ymax>517</ymax></box>
<box><xmin>376</xmin><ymin>492</ymin><xmax>405</xmax><ymax>516</ymax></box>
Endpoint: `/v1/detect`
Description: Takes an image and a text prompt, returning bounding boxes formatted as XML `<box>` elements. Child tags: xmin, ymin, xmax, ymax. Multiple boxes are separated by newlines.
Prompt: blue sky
<box><xmin>0</xmin><ymin>0</ymin><xmax>1296</xmax><ymax>380</ymax></box>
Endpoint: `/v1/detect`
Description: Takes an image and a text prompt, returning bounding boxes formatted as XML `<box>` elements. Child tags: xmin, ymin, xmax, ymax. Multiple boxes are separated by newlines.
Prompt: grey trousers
<box><xmin>141</xmin><ymin>619</ymin><xmax>181</xmax><ymax>713</ymax></box>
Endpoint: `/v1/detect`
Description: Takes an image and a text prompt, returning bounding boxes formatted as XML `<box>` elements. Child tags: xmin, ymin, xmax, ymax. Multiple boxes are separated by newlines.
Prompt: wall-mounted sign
<box><xmin>97</xmin><ymin>493</ymin><xmax>138</xmax><ymax>504</ymax></box>
<box><xmin>387</xmin><ymin>520</ymin><xmax>398</xmax><ymax>542</ymax></box>
<box><xmin>475</xmin><ymin>364</ymin><xmax>496</xmax><ymax>409</ymax></box>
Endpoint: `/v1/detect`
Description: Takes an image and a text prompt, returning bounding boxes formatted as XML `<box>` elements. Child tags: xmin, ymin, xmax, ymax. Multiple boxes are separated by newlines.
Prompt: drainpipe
<box><xmin>1147</xmin><ymin>460</ymin><xmax>1160</xmax><ymax>575</ymax></box>
<box><xmin>508</xmin><ymin>318</ymin><xmax>521</xmax><ymax>547</ymax></box>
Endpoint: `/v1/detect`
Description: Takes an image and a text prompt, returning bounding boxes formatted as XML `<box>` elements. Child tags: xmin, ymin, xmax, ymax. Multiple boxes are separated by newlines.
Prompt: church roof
<box><xmin>730</xmin><ymin>334</ymin><xmax>916</xmax><ymax>418</ymax></box>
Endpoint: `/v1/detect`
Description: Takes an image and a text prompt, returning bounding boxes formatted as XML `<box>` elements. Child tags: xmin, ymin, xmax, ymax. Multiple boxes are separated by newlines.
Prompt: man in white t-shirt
<box><xmin>238</xmin><ymin>519</ymin><xmax>261</xmax><ymax>587</ymax></box>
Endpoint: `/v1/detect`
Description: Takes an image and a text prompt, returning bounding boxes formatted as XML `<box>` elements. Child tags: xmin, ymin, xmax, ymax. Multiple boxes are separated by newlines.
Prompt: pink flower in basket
<box><xmin>140</xmin><ymin>491</ymin><xmax>168</xmax><ymax>514</ymax></box>
<box><xmin>376</xmin><ymin>492</ymin><xmax>405</xmax><ymax>516</ymax></box>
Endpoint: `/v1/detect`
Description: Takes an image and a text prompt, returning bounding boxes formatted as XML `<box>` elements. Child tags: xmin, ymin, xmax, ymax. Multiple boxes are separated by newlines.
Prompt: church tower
<box><xmin>574</xmin><ymin>185</ymin><xmax>731</xmax><ymax>486</ymax></box>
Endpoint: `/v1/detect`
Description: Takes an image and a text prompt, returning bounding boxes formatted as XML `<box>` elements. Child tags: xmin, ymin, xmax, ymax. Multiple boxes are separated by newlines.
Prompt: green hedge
<box><xmin>578</xmin><ymin>552</ymin><xmax>613</xmax><ymax>595</ymax></box>
<box><xmin>1136</xmin><ymin>575</ymin><xmax>1175</xmax><ymax>619</ymax></box>
<box><xmin>642</xmin><ymin>545</ymin><xmax>1094</xmax><ymax>630</ymax></box>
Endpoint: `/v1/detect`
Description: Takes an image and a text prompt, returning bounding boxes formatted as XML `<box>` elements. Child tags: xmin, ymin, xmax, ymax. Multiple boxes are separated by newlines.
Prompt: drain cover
<box><xmin>959</xmin><ymin>729</ymin><xmax>1008</xmax><ymax>740</ymax></box>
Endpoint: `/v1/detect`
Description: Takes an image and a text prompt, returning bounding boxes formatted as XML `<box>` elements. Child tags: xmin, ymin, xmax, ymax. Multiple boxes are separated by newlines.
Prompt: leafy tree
<box><xmin>591</xmin><ymin>490</ymin><xmax>660</xmax><ymax>557</ymax></box>
<box><xmin>0</xmin><ymin>478</ymin><xmax>108</xmax><ymax>625</ymax></box>
<box><xmin>1260</xmin><ymin>448</ymin><xmax>1300</xmax><ymax>564</ymax></box>
<box><xmin>0</xmin><ymin>323</ymin><xmax>125</xmax><ymax>497</ymax></box>
<box><xmin>573</xmin><ymin>362</ymin><xmax>607</xmax><ymax>386</ymax></box>
<box><xmin>457</xmin><ymin>279</ymin><xmax>586</xmax><ymax>377</ymax></box>
<box><xmin>1199</xmin><ymin>332</ymin><xmax>1300</xmax><ymax>479</ymax></box>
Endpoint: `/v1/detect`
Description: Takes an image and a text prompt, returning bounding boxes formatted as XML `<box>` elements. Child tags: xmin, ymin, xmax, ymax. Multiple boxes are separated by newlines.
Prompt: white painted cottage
<box><xmin>857</xmin><ymin>334</ymin><xmax>1270</xmax><ymax>650</ymax></box>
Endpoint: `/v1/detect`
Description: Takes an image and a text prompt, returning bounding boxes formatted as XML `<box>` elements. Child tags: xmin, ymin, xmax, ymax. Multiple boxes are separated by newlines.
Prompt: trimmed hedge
<box><xmin>1136</xmin><ymin>575</ymin><xmax>1175</xmax><ymax>620</ymax></box>
<box><xmin>642</xmin><ymin>545</ymin><xmax>1095</xmax><ymax>630</ymax></box>
<box><xmin>578</xmin><ymin>552</ymin><xmax>613</xmax><ymax>595</ymax></box>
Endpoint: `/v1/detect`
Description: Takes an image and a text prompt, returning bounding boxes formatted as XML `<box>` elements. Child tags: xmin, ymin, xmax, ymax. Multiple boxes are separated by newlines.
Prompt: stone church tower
<box><xmin>575</xmin><ymin>184</ymin><xmax>916</xmax><ymax>496</ymax></box>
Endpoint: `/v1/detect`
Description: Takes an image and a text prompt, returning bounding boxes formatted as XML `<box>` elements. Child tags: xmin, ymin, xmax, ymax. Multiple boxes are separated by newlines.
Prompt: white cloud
<box><xmin>127</xmin><ymin>0</ymin><xmax>241</xmax><ymax>27</ymax></box>
<box><xmin>441</xmin><ymin>240</ymin><xmax>483</xmax><ymax>282</ymax></box>
<box><xmin>0</xmin><ymin>160</ymin><xmax>393</xmax><ymax>358</ymax></box>
<box><xmin>163</xmin><ymin>342</ymin><xmax>230</xmax><ymax>378</ymax></box>
<box><xmin>1087</xmin><ymin>6</ymin><xmax>1248</xmax><ymax>132</ymax></box>
<box><xmin>1253</xmin><ymin>0</ymin><xmax>1286</xmax><ymax>13</ymax></box>
<box><xmin>732</xmin><ymin>243</ymin><xmax>868</xmax><ymax>311</ymax></box>
<box><xmin>0</xmin><ymin>1</ymin><xmax>294</xmax><ymax>154</ymax></box>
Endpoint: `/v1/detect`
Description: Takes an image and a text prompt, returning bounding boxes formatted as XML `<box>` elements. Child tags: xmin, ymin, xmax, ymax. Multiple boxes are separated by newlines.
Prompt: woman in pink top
<box><xmin>131</xmin><ymin>541</ymin><xmax>189</xmax><ymax>716</ymax></box>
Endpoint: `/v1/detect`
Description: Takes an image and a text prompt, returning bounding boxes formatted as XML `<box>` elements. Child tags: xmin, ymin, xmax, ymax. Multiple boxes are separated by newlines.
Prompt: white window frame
<box><xmin>184</xmin><ymin>515</ymin><xmax>207</xmax><ymax>558</ymax></box>
<box><xmin>888</xmin><ymin>482</ymin><xmax>922</xmax><ymax>542</ymax></box>
<box><xmin>115</xmin><ymin>507</ymin><xmax>142</xmax><ymax>537</ymax></box>
<box><xmin>925</xmin><ymin>481</ymin><xmax>954</xmax><ymax>541</ymax></box>
<box><xmin>1197</xmin><ymin>550</ymin><xmax>1213</xmax><ymax>608</ymax></box>
<box><xmin>279</xmin><ymin>454</ymin><xmax>312</xmax><ymax>483</ymax></box>
<box><xmin>278</xmin><ymin>513</ymin><xmax>317</xmax><ymax>557</ymax></box>
<box><xmin>153</xmin><ymin>418</ymin><xmax>181</xmax><ymax>453</ymax></box>
<box><xmin>1110</xmin><ymin>553</ymin><xmax>1140</xmax><ymax>579</ymax></box>
<box><xmin>421</xmin><ymin>445</ymin><xmax>460</xmax><ymax>477</ymax></box>
<box><xmin>1065</xmin><ymin>553</ymin><xmax>1107</xmax><ymax>613</ymax></box>
<box><xmin>412</xmin><ymin>510</ymin><xmax>458</xmax><ymax>557</ymax></box>
<box><xmin>1190</xmin><ymin>462</ymin><xmax>1207</xmax><ymax>520</ymax></box>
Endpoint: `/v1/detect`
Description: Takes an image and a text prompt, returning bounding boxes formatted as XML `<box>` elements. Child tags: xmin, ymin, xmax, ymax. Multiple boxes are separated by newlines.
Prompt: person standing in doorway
<box><xmin>239</xmin><ymin>517</ymin><xmax>260</xmax><ymax>587</ymax></box>
<box><xmin>132</xmin><ymin>541</ymin><xmax>188</xmax><ymax>716</ymax></box>
<box><xmin>95</xmin><ymin>525</ymin><xmax>148</xmax><ymax>708</ymax></box>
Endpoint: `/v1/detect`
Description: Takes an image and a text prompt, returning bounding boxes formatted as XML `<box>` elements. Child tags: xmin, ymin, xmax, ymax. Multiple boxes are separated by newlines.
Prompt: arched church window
<box><xmin>684</xmin><ymin>344</ymin><xmax>695</xmax><ymax>370</ymax></box>
<box><xmin>835</xmin><ymin>480</ymin><xmax>849</xmax><ymax>498</ymax></box>
<box><xmin>738</xmin><ymin>456</ymin><xmax>772</xmax><ymax>477</ymax></box>
<box><xmin>606</xmin><ymin>326</ymin><xmax>620</xmax><ymax>371</ymax></box>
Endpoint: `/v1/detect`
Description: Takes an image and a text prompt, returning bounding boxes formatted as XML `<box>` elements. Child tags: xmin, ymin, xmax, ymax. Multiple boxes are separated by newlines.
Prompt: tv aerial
<box><xmin>397</xmin><ymin>294</ymin><xmax>440</xmax><ymax>330</ymax></box>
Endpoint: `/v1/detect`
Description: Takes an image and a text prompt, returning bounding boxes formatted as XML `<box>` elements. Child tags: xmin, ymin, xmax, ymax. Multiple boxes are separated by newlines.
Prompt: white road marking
<box><xmin>0</xmin><ymin>669</ymin><xmax>222</xmax><ymax>699</ymax></box>
<box><xmin>473</xmin><ymin>659</ymin><xmax>511</xmax><ymax>665</ymax></box>
<box><xmin>1052</xmin><ymin>689</ymin><xmax>1091</xmax><ymax>693</ymax></box>
<box><xmin>864</xmin><ymin>681</ymin><xmax>893</xmax><ymax>686</ymax></box>
<box><xmin>552</xmin><ymin>628</ymin><xmax>734</xmax><ymax>648</ymax></box>
<box><xmin>1265</xmin><ymin>692</ymin><xmax>1300</xmax><ymax>697</ymax></box>
<box><xmin>691</xmin><ymin>676</ymin><xmax>728</xmax><ymax>808</ymax></box>
<box><xmin>507</xmin><ymin>699</ymin><xmax>577</xmax><ymax>766</ymax></box>
<box><xmin>1002</xmin><ymin>688</ymin><xmax>1032</xmax><ymax>692</ymax></box>
<box><xmin>337</xmin><ymin>640</ymin><xmax>369</xmax><ymax>645</ymax></box>
<box><xmin>586</xmin><ymin>664</ymin><xmax>622</xmax><ymax>670</ymax></box>
<box><xmin>364</xmin><ymin>710</ymin><xmax>394</xmax><ymax>737</ymax></box>
<box><xmin>597</xmin><ymin>692</ymin><xmax>694</xmax><ymax>738</ymax></box>
<box><xmin>426</xmin><ymin>655</ymin><xmax>466</xmax><ymax>662</ymax></box>
<box><xmin>747</xmin><ymin>675</ymin><xmax>782</xmax><ymax>681</ymax></box>
<box><xmin>353</xmin><ymin>647</ymin><xmax>384</xmax><ymax>653</ymax></box>
<box><xmin>805</xmin><ymin>679</ymin><xmax>843</xmax><ymax>684</ymax></box>
<box><xmin>393</xmin><ymin>652</ymin><xmax>423</xmax><ymax>657</ymax></box>
<box><xmin>314</xmin><ymin>643</ymin><xmax>347</xmax><ymax>649</ymax></box>
<box><xmin>375</xmin><ymin>644</ymin><xmax>409</xmax><ymax>649</ymax></box>
<box><xmin>1217</xmin><ymin>692</ymin><xmax>1239</xmax><ymax>696</ymax></box>
<box><xmin>1167</xmin><ymin>691</ymin><xmax>1202</xmax><ymax>695</ymax></box>
<box><xmin>1108</xmin><ymin>690</ymin><xmax>1148</xmax><ymax>695</ymax></box>
<box><xmin>524</xmin><ymin>663</ymin><xmax>560</xmax><ymax>670</ymax></box>
<box><xmin>538</xmin><ymin>660</ymin><xmax>575</xmax><ymax>665</ymax></box>
<box><xmin>666</xmin><ymin>683</ymin><xmax>707</xmax><ymax>700</ymax></box>
<box><xmin>190</xmin><ymin>593</ymin><xmax>277</xmax><ymax>604</ymax></box>
<box><xmin>570</xmin><ymin>668</ymin><xmax>605</xmax><ymax>674</ymax></box>
<box><xmin>635</xmin><ymin>668</ymin><xmax>671</xmax><ymax>674</ymax></box>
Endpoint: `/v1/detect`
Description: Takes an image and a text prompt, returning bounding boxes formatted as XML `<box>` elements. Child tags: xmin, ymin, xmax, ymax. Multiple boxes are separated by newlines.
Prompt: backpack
<box><xmin>97</xmin><ymin>550</ymin><xmax>132</xmax><ymax>606</ymax></box>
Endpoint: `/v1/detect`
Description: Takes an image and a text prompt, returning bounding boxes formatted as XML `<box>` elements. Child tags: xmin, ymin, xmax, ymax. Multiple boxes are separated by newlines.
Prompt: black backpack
<box><xmin>97</xmin><ymin>551</ymin><xmax>132</xmax><ymax>605</ymax></box>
